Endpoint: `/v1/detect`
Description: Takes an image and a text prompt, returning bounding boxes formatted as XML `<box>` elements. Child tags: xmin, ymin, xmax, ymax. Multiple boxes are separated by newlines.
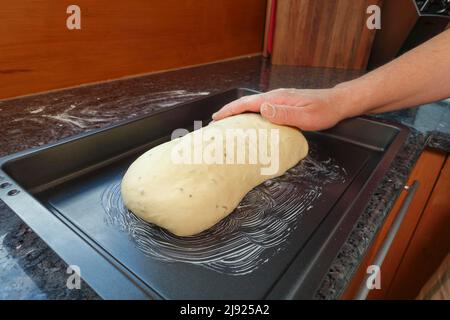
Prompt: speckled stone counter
<box><xmin>0</xmin><ymin>56</ymin><xmax>448</xmax><ymax>299</ymax></box>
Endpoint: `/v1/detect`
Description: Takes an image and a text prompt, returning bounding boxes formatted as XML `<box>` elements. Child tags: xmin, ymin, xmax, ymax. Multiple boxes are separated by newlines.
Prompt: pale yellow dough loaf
<box><xmin>121</xmin><ymin>113</ymin><xmax>308</xmax><ymax>236</ymax></box>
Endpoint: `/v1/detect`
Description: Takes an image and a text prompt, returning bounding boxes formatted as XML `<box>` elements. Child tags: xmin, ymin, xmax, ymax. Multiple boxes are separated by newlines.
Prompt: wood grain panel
<box><xmin>272</xmin><ymin>0</ymin><xmax>381</xmax><ymax>69</ymax></box>
<box><xmin>387</xmin><ymin>156</ymin><xmax>450</xmax><ymax>299</ymax></box>
<box><xmin>0</xmin><ymin>0</ymin><xmax>266</xmax><ymax>99</ymax></box>
<box><xmin>342</xmin><ymin>149</ymin><xmax>447</xmax><ymax>299</ymax></box>
<box><xmin>367</xmin><ymin>0</ymin><xmax>419</xmax><ymax>69</ymax></box>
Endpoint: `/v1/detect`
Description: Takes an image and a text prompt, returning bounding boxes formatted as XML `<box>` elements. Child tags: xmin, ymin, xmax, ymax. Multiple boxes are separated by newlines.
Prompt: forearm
<box><xmin>335</xmin><ymin>29</ymin><xmax>450</xmax><ymax>118</ymax></box>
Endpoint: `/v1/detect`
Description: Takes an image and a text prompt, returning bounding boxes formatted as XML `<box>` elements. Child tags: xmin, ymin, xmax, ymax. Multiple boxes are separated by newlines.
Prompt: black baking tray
<box><xmin>0</xmin><ymin>88</ymin><xmax>409</xmax><ymax>299</ymax></box>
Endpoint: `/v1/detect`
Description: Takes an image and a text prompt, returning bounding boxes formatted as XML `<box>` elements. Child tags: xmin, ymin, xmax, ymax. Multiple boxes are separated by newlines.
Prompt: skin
<box><xmin>212</xmin><ymin>29</ymin><xmax>450</xmax><ymax>131</ymax></box>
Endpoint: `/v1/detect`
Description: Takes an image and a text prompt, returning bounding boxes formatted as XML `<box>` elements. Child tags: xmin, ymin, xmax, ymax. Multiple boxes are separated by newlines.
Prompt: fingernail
<box><xmin>261</xmin><ymin>103</ymin><xmax>276</xmax><ymax>118</ymax></box>
<box><xmin>212</xmin><ymin>112</ymin><xmax>218</xmax><ymax>120</ymax></box>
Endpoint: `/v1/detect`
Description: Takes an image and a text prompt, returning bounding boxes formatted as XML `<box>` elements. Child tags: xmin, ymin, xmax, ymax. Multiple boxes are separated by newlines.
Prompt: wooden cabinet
<box><xmin>271</xmin><ymin>0</ymin><xmax>381</xmax><ymax>69</ymax></box>
<box><xmin>367</xmin><ymin>0</ymin><xmax>420</xmax><ymax>69</ymax></box>
<box><xmin>368</xmin><ymin>0</ymin><xmax>450</xmax><ymax>69</ymax></box>
<box><xmin>343</xmin><ymin>149</ymin><xmax>450</xmax><ymax>299</ymax></box>
<box><xmin>387</xmin><ymin>156</ymin><xmax>450</xmax><ymax>298</ymax></box>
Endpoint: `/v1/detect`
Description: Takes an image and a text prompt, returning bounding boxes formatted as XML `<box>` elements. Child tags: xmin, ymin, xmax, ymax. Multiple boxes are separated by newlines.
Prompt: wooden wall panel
<box><xmin>0</xmin><ymin>0</ymin><xmax>266</xmax><ymax>99</ymax></box>
<box><xmin>272</xmin><ymin>0</ymin><xmax>381</xmax><ymax>69</ymax></box>
<box><xmin>367</xmin><ymin>0</ymin><xmax>419</xmax><ymax>69</ymax></box>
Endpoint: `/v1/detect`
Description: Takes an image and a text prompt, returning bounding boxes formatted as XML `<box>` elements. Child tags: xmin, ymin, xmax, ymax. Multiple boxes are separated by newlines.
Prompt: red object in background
<box><xmin>267</xmin><ymin>0</ymin><xmax>277</xmax><ymax>55</ymax></box>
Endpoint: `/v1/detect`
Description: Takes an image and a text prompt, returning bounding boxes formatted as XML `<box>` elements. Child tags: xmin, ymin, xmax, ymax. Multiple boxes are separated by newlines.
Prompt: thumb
<box><xmin>260</xmin><ymin>102</ymin><xmax>309</xmax><ymax>127</ymax></box>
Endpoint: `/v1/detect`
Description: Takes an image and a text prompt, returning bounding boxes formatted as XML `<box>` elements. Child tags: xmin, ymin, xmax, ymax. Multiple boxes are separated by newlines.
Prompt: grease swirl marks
<box><xmin>102</xmin><ymin>145</ymin><xmax>346</xmax><ymax>275</ymax></box>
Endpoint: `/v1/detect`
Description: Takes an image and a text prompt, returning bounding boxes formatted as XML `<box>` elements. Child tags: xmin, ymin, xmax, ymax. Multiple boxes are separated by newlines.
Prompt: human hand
<box><xmin>212</xmin><ymin>88</ymin><xmax>352</xmax><ymax>131</ymax></box>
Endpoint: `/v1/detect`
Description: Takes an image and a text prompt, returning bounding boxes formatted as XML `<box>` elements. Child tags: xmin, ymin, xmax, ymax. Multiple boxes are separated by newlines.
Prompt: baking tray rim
<box><xmin>0</xmin><ymin>88</ymin><xmax>411</xmax><ymax>299</ymax></box>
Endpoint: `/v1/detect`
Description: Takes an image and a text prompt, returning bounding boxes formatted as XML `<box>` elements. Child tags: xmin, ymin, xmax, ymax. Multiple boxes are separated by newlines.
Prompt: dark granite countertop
<box><xmin>0</xmin><ymin>56</ymin><xmax>448</xmax><ymax>299</ymax></box>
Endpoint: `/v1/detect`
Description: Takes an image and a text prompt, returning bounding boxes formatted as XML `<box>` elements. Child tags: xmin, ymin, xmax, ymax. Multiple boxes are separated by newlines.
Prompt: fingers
<box><xmin>211</xmin><ymin>91</ymin><xmax>328</xmax><ymax>130</ymax></box>
<box><xmin>212</xmin><ymin>94</ymin><xmax>265</xmax><ymax>120</ymax></box>
<box><xmin>260</xmin><ymin>102</ymin><xmax>316</xmax><ymax>131</ymax></box>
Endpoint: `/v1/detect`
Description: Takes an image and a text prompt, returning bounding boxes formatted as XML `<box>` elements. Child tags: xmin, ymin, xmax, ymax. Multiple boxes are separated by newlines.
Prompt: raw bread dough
<box><xmin>121</xmin><ymin>113</ymin><xmax>308</xmax><ymax>236</ymax></box>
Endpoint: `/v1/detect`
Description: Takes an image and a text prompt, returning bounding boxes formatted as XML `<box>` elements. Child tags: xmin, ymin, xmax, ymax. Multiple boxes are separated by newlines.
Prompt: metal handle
<box><xmin>355</xmin><ymin>180</ymin><xmax>420</xmax><ymax>300</ymax></box>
